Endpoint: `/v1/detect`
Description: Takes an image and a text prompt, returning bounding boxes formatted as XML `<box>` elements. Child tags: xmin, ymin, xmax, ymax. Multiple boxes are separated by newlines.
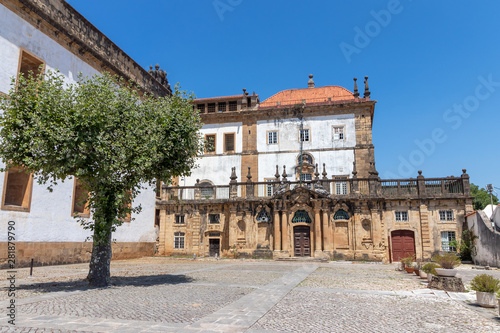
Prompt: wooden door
<box><xmin>391</xmin><ymin>230</ymin><xmax>415</xmax><ymax>262</ymax></box>
<box><xmin>209</xmin><ymin>239</ymin><xmax>220</xmax><ymax>257</ymax></box>
<box><xmin>294</xmin><ymin>226</ymin><xmax>311</xmax><ymax>257</ymax></box>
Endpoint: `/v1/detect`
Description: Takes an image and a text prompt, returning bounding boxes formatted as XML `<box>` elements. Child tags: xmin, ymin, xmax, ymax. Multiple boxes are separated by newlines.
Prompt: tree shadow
<box><xmin>15</xmin><ymin>274</ymin><xmax>195</xmax><ymax>294</ymax></box>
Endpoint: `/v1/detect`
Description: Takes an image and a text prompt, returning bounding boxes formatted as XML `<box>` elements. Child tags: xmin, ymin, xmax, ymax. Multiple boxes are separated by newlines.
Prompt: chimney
<box><xmin>308</xmin><ymin>74</ymin><xmax>315</xmax><ymax>88</ymax></box>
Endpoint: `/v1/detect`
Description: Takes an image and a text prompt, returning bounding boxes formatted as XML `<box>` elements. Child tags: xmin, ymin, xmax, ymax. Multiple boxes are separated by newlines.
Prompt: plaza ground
<box><xmin>0</xmin><ymin>258</ymin><xmax>499</xmax><ymax>332</ymax></box>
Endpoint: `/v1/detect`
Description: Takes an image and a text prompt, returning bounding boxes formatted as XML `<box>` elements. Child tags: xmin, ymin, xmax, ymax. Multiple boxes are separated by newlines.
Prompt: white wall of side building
<box><xmin>0</xmin><ymin>3</ymin><xmax>156</xmax><ymax>244</ymax></box>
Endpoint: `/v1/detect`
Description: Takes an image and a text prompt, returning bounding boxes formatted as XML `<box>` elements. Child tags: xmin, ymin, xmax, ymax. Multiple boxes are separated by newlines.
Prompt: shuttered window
<box><xmin>224</xmin><ymin>133</ymin><xmax>235</xmax><ymax>152</ymax></box>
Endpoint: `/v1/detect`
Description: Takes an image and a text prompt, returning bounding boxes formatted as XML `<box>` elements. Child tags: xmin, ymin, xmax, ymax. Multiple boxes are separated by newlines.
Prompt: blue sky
<box><xmin>66</xmin><ymin>0</ymin><xmax>500</xmax><ymax>191</ymax></box>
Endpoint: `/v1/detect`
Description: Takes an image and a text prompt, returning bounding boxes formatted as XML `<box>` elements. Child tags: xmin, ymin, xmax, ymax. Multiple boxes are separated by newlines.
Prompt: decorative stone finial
<box><xmin>308</xmin><ymin>74</ymin><xmax>315</xmax><ymax>88</ymax></box>
<box><xmin>275</xmin><ymin>165</ymin><xmax>280</xmax><ymax>180</ymax></box>
<box><xmin>247</xmin><ymin>167</ymin><xmax>252</xmax><ymax>182</ymax></box>
<box><xmin>352</xmin><ymin>161</ymin><xmax>358</xmax><ymax>178</ymax></box>
<box><xmin>322</xmin><ymin>163</ymin><xmax>328</xmax><ymax>179</ymax></box>
<box><xmin>282</xmin><ymin>165</ymin><xmax>288</xmax><ymax>181</ymax></box>
<box><xmin>242</xmin><ymin>88</ymin><xmax>246</xmax><ymax>95</ymax></box>
<box><xmin>314</xmin><ymin>163</ymin><xmax>320</xmax><ymax>180</ymax></box>
<box><xmin>148</xmin><ymin>64</ymin><xmax>171</xmax><ymax>93</ymax></box>
<box><xmin>353</xmin><ymin>77</ymin><xmax>359</xmax><ymax>98</ymax></box>
<box><xmin>363</xmin><ymin>76</ymin><xmax>370</xmax><ymax>98</ymax></box>
<box><xmin>230</xmin><ymin>167</ymin><xmax>237</xmax><ymax>182</ymax></box>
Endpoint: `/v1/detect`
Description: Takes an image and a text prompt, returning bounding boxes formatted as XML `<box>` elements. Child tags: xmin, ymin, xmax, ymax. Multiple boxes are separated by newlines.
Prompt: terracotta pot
<box><xmin>405</xmin><ymin>267</ymin><xmax>415</xmax><ymax>274</ymax></box>
<box><xmin>435</xmin><ymin>268</ymin><xmax>457</xmax><ymax>277</ymax></box>
<box><xmin>419</xmin><ymin>270</ymin><xmax>428</xmax><ymax>279</ymax></box>
<box><xmin>476</xmin><ymin>291</ymin><xmax>497</xmax><ymax>308</ymax></box>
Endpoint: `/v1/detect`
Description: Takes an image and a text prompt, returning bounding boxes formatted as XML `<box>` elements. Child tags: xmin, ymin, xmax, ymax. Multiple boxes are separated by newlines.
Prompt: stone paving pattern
<box><xmin>0</xmin><ymin>258</ymin><xmax>498</xmax><ymax>332</ymax></box>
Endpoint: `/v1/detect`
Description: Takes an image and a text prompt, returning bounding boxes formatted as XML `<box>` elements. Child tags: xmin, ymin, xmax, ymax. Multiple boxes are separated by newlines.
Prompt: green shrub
<box><xmin>401</xmin><ymin>254</ymin><xmax>415</xmax><ymax>267</ymax></box>
<box><xmin>431</xmin><ymin>253</ymin><xmax>461</xmax><ymax>269</ymax></box>
<box><xmin>422</xmin><ymin>263</ymin><xmax>440</xmax><ymax>275</ymax></box>
<box><xmin>470</xmin><ymin>274</ymin><xmax>500</xmax><ymax>293</ymax></box>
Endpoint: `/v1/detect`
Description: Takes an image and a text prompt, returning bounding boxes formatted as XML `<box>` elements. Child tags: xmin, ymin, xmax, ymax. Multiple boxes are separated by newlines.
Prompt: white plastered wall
<box><xmin>0</xmin><ymin>4</ymin><xmax>156</xmax><ymax>243</ymax></box>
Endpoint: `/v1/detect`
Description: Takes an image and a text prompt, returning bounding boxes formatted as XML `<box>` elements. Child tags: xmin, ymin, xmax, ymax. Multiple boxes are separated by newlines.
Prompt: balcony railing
<box><xmin>161</xmin><ymin>172</ymin><xmax>470</xmax><ymax>202</ymax></box>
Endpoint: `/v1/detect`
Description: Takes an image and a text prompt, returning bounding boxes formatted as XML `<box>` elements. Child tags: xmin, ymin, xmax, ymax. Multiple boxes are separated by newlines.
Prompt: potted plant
<box><xmin>470</xmin><ymin>274</ymin><xmax>500</xmax><ymax>308</ymax></box>
<box><xmin>401</xmin><ymin>254</ymin><xmax>415</xmax><ymax>273</ymax></box>
<box><xmin>421</xmin><ymin>262</ymin><xmax>440</xmax><ymax>282</ymax></box>
<box><xmin>431</xmin><ymin>253</ymin><xmax>460</xmax><ymax>277</ymax></box>
<box><xmin>413</xmin><ymin>260</ymin><xmax>422</xmax><ymax>276</ymax></box>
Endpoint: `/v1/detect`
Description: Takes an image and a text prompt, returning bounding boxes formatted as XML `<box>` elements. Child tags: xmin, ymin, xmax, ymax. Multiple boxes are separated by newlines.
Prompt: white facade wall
<box><xmin>200</xmin><ymin>122</ymin><xmax>243</xmax><ymax>154</ymax></box>
<box><xmin>0</xmin><ymin>3</ymin><xmax>156</xmax><ymax>243</ymax></box>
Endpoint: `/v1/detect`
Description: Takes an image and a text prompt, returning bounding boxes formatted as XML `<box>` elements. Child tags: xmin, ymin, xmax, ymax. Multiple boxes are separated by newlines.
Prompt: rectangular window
<box><xmin>174</xmin><ymin>232</ymin><xmax>185</xmax><ymax>249</ymax></box>
<box><xmin>335</xmin><ymin>181</ymin><xmax>348</xmax><ymax>195</ymax></box>
<box><xmin>207</xmin><ymin>103</ymin><xmax>216</xmax><ymax>113</ymax></box>
<box><xmin>72</xmin><ymin>178</ymin><xmax>90</xmax><ymax>217</ymax></box>
<box><xmin>395</xmin><ymin>211</ymin><xmax>409</xmax><ymax>222</ymax></box>
<box><xmin>299</xmin><ymin>129</ymin><xmax>310</xmax><ymax>142</ymax></box>
<box><xmin>209</xmin><ymin>214</ymin><xmax>220</xmax><ymax>224</ymax></box>
<box><xmin>441</xmin><ymin>231</ymin><xmax>456</xmax><ymax>252</ymax></box>
<box><xmin>155</xmin><ymin>209</ymin><xmax>160</xmax><ymax>227</ymax></box>
<box><xmin>218</xmin><ymin>102</ymin><xmax>226</xmax><ymax>112</ymax></box>
<box><xmin>175</xmin><ymin>214</ymin><xmax>185</xmax><ymax>224</ymax></box>
<box><xmin>196</xmin><ymin>104</ymin><xmax>205</xmax><ymax>113</ymax></box>
<box><xmin>439</xmin><ymin>210</ymin><xmax>454</xmax><ymax>221</ymax></box>
<box><xmin>267</xmin><ymin>131</ymin><xmax>278</xmax><ymax>144</ymax></box>
<box><xmin>18</xmin><ymin>49</ymin><xmax>44</xmax><ymax>80</ymax></box>
<box><xmin>2</xmin><ymin>166</ymin><xmax>34</xmax><ymax>212</ymax></box>
<box><xmin>265</xmin><ymin>178</ymin><xmax>275</xmax><ymax>197</ymax></box>
<box><xmin>300</xmin><ymin>173</ymin><xmax>312</xmax><ymax>181</ymax></box>
<box><xmin>205</xmin><ymin>134</ymin><xmax>216</xmax><ymax>153</ymax></box>
<box><xmin>333</xmin><ymin>126</ymin><xmax>345</xmax><ymax>140</ymax></box>
<box><xmin>224</xmin><ymin>133</ymin><xmax>235</xmax><ymax>152</ymax></box>
<box><xmin>228</xmin><ymin>101</ymin><xmax>237</xmax><ymax>111</ymax></box>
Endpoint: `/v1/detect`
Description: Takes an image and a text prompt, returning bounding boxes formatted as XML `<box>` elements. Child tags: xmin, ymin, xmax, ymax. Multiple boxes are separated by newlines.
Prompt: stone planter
<box><xmin>414</xmin><ymin>268</ymin><xmax>420</xmax><ymax>276</ymax></box>
<box><xmin>419</xmin><ymin>270</ymin><xmax>428</xmax><ymax>279</ymax></box>
<box><xmin>435</xmin><ymin>268</ymin><xmax>457</xmax><ymax>277</ymax></box>
<box><xmin>476</xmin><ymin>291</ymin><xmax>497</xmax><ymax>308</ymax></box>
<box><xmin>427</xmin><ymin>273</ymin><xmax>433</xmax><ymax>283</ymax></box>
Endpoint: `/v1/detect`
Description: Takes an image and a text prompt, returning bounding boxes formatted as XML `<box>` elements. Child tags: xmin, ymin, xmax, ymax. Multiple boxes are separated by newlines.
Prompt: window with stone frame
<box><xmin>395</xmin><ymin>211</ymin><xmax>409</xmax><ymax>222</ymax></box>
<box><xmin>228</xmin><ymin>101</ymin><xmax>238</xmax><ymax>111</ymax></box>
<box><xmin>205</xmin><ymin>134</ymin><xmax>216</xmax><ymax>153</ymax></box>
<box><xmin>218</xmin><ymin>102</ymin><xmax>226</xmax><ymax>112</ymax></box>
<box><xmin>72</xmin><ymin>178</ymin><xmax>90</xmax><ymax>217</ymax></box>
<box><xmin>174</xmin><ymin>232</ymin><xmax>185</xmax><ymax>249</ymax></box>
<box><xmin>224</xmin><ymin>133</ymin><xmax>235</xmax><ymax>152</ymax></box>
<box><xmin>267</xmin><ymin>131</ymin><xmax>278</xmax><ymax>145</ymax></box>
<box><xmin>335</xmin><ymin>181</ymin><xmax>348</xmax><ymax>195</ymax></box>
<box><xmin>209</xmin><ymin>214</ymin><xmax>220</xmax><ymax>224</ymax></box>
<box><xmin>2</xmin><ymin>165</ymin><xmax>34</xmax><ymax>212</ymax></box>
<box><xmin>207</xmin><ymin>103</ymin><xmax>216</xmax><ymax>113</ymax></box>
<box><xmin>333</xmin><ymin>209</ymin><xmax>350</xmax><ymax>220</ymax></box>
<box><xmin>196</xmin><ymin>104</ymin><xmax>205</xmax><ymax>113</ymax></box>
<box><xmin>175</xmin><ymin>214</ymin><xmax>185</xmax><ymax>224</ymax></box>
<box><xmin>299</xmin><ymin>129</ymin><xmax>310</xmax><ymax>142</ymax></box>
<box><xmin>18</xmin><ymin>48</ymin><xmax>45</xmax><ymax>80</ymax></box>
<box><xmin>439</xmin><ymin>210</ymin><xmax>454</xmax><ymax>222</ymax></box>
<box><xmin>333</xmin><ymin>126</ymin><xmax>345</xmax><ymax>140</ymax></box>
<box><xmin>441</xmin><ymin>231</ymin><xmax>456</xmax><ymax>252</ymax></box>
<box><xmin>265</xmin><ymin>178</ymin><xmax>275</xmax><ymax>197</ymax></box>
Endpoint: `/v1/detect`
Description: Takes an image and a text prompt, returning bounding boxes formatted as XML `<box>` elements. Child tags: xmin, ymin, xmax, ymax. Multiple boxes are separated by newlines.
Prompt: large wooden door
<box><xmin>294</xmin><ymin>226</ymin><xmax>311</xmax><ymax>257</ymax></box>
<box><xmin>391</xmin><ymin>230</ymin><xmax>415</xmax><ymax>262</ymax></box>
<box><xmin>209</xmin><ymin>239</ymin><xmax>220</xmax><ymax>257</ymax></box>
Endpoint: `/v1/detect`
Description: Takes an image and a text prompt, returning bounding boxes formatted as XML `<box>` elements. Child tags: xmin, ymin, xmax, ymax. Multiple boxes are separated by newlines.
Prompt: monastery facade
<box><xmin>157</xmin><ymin>76</ymin><xmax>474</xmax><ymax>262</ymax></box>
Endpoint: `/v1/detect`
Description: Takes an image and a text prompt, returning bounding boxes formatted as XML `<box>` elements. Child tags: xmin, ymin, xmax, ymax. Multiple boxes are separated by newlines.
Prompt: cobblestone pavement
<box><xmin>0</xmin><ymin>258</ymin><xmax>499</xmax><ymax>332</ymax></box>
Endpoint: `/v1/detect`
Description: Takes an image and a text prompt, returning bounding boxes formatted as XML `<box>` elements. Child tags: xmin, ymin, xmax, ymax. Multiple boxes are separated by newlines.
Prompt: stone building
<box><xmin>0</xmin><ymin>0</ymin><xmax>169</xmax><ymax>267</ymax></box>
<box><xmin>157</xmin><ymin>75</ymin><xmax>474</xmax><ymax>262</ymax></box>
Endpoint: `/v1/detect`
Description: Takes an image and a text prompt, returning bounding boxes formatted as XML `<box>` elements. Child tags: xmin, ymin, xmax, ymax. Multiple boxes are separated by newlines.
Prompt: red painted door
<box><xmin>391</xmin><ymin>230</ymin><xmax>415</xmax><ymax>262</ymax></box>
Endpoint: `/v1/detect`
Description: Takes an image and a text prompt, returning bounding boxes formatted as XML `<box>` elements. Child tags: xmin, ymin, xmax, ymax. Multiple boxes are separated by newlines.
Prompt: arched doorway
<box><xmin>391</xmin><ymin>230</ymin><xmax>415</xmax><ymax>262</ymax></box>
<box><xmin>293</xmin><ymin>226</ymin><xmax>311</xmax><ymax>257</ymax></box>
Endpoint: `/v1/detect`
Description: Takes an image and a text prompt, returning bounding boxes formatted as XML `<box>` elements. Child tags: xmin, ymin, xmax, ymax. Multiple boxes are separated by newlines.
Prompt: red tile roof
<box><xmin>260</xmin><ymin>86</ymin><xmax>356</xmax><ymax>108</ymax></box>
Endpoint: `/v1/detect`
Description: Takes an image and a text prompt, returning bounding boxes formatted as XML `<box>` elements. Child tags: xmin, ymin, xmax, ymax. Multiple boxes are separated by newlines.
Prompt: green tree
<box><xmin>0</xmin><ymin>71</ymin><xmax>202</xmax><ymax>287</ymax></box>
<box><xmin>471</xmin><ymin>183</ymin><xmax>498</xmax><ymax>211</ymax></box>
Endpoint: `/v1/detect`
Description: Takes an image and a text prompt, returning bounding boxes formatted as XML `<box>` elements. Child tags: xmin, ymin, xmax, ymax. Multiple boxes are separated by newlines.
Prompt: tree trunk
<box><xmin>87</xmin><ymin>231</ymin><xmax>112</xmax><ymax>287</ymax></box>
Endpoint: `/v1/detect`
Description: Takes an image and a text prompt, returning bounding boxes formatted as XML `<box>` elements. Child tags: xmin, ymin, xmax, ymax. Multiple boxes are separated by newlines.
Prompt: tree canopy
<box><xmin>471</xmin><ymin>183</ymin><xmax>499</xmax><ymax>211</ymax></box>
<box><xmin>0</xmin><ymin>71</ymin><xmax>202</xmax><ymax>286</ymax></box>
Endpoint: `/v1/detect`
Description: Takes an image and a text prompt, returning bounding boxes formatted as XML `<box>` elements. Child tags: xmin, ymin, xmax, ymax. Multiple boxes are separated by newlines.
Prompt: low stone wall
<box><xmin>0</xmin><ymin>242</ymin><xmax>155</xmax><ymax>268</ymax></box>
<box><xmin>467</xmin><ymin>211</ymin><xmax>500</xmax><ymax>268</ymax></box>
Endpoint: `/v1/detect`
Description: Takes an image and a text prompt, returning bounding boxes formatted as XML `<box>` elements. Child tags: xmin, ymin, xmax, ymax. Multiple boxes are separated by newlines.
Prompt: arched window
<box><xmin>298</xmin><ymin>153</ymin><xmax>314</xmax><ymax>165</ymax></box>
<box><xmin>292</xmin><ymin>210</ymin><xmax>312</xmax><ymax>223</ymax></box>
<box><xmin>333</xmin><ymin>209</ymin><xmax>349</xmax><ymax>220</ymax></box>
<box><xmin>199</xmin><ymin>181</ymin><xmax>214</xmax><ymax>198</ymax></box>
<box><xmin>256</xmin><ymin>210</ymin><xmax>271</xmax><ymax>223</ymax></box>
